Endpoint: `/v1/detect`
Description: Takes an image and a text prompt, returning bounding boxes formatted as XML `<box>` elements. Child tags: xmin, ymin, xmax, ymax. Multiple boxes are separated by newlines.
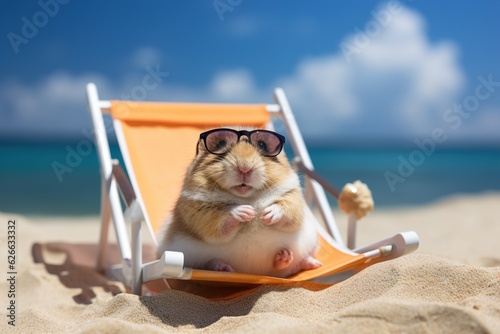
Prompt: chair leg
<box><xmin>96</xmin><ymin>182</ymin><xmax>111</xmax><ymax>272</ymax></box>
<box><xmin>347</xmin><ymin>213</ymin><xmax>357</xmax><ymax>250</ymax></box>
<box><xmin>131</xmin><ymin>220</ymin><xmax>142</xmax><ymax>294</ymax></box>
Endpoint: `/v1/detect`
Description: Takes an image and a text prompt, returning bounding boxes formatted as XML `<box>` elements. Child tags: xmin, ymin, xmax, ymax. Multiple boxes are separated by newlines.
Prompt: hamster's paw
<box><xmin>221</xmin><ymin>205</ymin><xmax>255</xmax><ymax>240</ymax></box>
<box><xmin>300</xmin><ymin>255</ymin><xmax>322</xmax><ymax>270</ymax></box>
<box><xmin>205</xmin><ymin>258</ymin><xmax>235</xmax><ymax>272</ymax></box>
<box><xmin>273</xmin><ymin>248</ymin><xmax>294</xmax><ymax>270</ymax></box>
<box><xmin>261</xmin><ymin>204</ymin><xmax>284</xmax><ymax>225</ymax></box>
<box><xmin>229</xmin><ymin>205</ymin><xmax>256</xmax><ymax>224</ymax></box>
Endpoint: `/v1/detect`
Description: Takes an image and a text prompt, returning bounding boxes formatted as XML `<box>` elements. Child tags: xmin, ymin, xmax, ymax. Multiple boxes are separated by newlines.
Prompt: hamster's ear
<box><xmin>196</xmin><ymin>139</ymin><xmax>205</xmax><ymax>156</ymax></box>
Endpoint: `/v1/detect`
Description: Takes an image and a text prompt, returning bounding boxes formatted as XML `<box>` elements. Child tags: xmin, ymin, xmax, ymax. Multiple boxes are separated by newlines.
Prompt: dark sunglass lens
<box><xmin>251</xmin><ymin>131</ymin><xmax>282</xmax><ymax>156</ymax></box>
<box><xmin>205</xmin><ymin>130</ymin><xmax>238</xmax><ymax>154</ymax></box>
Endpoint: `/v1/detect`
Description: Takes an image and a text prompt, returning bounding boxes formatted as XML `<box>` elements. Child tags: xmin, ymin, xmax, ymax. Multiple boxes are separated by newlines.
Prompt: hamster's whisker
<box><xmin>208</xmin><ymin>171</ymin><xmax>227</xmax><ymax>192</ymax></box>
<box><xmin>264</xmin><ymin>177</ymin><xmax>278</xmax><ymax>189</ymax></box>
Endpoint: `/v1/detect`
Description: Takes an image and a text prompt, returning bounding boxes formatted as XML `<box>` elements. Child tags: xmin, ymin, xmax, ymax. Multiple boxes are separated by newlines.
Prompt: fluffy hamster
<box><xmin>157</xmin><ymin>128</ymin><xmax>321</xmax><ymax>278</ymax></box>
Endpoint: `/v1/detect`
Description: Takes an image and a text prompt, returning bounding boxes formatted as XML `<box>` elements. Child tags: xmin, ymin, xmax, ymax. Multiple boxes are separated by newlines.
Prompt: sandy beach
<box><xmin>1</xmin><ymin>192</ymin><xmax>500</xmax><ymax>333</ymax></box>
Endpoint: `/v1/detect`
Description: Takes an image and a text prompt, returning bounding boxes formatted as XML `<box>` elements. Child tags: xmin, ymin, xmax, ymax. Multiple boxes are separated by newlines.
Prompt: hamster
<box><xmin>156</xmin><ymin>128</ymin><xmax>321</xmax><ymax>278</ymax></box>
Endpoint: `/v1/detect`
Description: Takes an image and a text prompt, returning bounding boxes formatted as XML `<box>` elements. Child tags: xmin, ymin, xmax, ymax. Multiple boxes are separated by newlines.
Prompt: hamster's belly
<box><xmin>165</xmin><ymin>221</ymin><xmax>318</xmax><ymax>278</ymax></box>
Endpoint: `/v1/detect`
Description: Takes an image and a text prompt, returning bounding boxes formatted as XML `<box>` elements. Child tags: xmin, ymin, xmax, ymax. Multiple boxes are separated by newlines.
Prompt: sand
<box><xmin>1</xmin><ymin>192</ymin><xmax>500</xmax><ymax>333</ymax></box>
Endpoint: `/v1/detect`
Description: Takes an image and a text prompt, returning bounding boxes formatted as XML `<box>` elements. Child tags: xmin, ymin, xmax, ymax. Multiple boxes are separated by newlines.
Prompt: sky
<box><xmin>1</xmin><ymin>0</ymin><xmax>500</xmax><ymax>146</ymax></box>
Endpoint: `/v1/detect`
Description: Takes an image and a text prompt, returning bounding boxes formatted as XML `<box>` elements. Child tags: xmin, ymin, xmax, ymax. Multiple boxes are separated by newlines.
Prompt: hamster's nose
<box><xmin>237</xmin><ymin>164</ymin><xmax>253</xmax><ymax>175</ymax></box>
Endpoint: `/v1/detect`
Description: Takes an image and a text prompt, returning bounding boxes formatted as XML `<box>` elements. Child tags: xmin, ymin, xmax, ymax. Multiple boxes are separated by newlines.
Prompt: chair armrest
<box><xmin>142</xmin><ymin>251</ymin><xmax>192</xmax><ymax>281</ymax></box>
<box><xmin>294</xmin><ymin>159</ymin><xmax>340</xmax><ymax>199</ymax></box>
<box><xmin>354</xmin><ymin>231</ymin><xmax>419</xmax><ymax>260</ymax></box>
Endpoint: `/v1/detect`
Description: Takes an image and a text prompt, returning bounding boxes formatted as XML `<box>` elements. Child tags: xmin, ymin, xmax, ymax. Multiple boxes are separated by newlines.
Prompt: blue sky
<box><xmin>1</xmin><ymin>0</ymin><xmax>499</xmax><ymax>146</ymax></box>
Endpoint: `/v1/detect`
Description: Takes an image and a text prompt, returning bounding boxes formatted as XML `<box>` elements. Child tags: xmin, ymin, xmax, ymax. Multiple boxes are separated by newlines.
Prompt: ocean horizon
<box><xmin>1</xmin><ymin>142</ymin><xmax>499</xmax><ymax>216</ymax></box>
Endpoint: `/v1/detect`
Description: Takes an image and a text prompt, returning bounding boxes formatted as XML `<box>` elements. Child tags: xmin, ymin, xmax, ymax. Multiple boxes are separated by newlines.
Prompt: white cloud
<box><xmin>0</xmin><ymin>72</ymin><xmax>110</xmax><ymax>139</ymax></box>
<box><xmin>277</xmin><ymin>6</ymin><xmax>465</xmax><ymax>141</ymax></box>
<box><xmin>279</xmin><ymin>56</ymin><xmax>357</xmax><ymax>118</ymax></box>
<box><xmin>130</xmin><ymin>47</ymin><xmax>162</xmax><ymax>69</ymax></box>
<box><xmin>209</xmin><ymin>69</ymin><xmax>257</xmax><ymax>100</ymax></box>
<box><xmin>447</xmin><ymin>107</ymin><xmax>500</xmax><ymax>142</ymax></box>
<box><xmin>226</xmin><ymin>17</ymin><xmax>262</xmax><ymax>38</ymax></box>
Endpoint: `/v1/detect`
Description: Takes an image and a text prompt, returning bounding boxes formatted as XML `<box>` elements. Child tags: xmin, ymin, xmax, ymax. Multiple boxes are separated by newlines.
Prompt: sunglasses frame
<box><xmin>198</xmin><ymin>128</ymin><xmax>286</xmax><ymax>157</ymax></box>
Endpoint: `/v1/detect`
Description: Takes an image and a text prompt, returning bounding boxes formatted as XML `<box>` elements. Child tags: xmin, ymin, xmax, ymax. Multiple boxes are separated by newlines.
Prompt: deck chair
<box><xmin>86</xmin><ymin>83</ymin><xmax>419</xmax><ymax>295</ymax></box>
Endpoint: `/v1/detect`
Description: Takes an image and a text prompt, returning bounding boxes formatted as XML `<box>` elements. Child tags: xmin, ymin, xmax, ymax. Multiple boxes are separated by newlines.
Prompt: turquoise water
<box><xmin>0</xmin><ymin>143</ymin><xmax>499</xmax><ymax>215</ymax></box>
<box><xmin>308</xmin><ymin>147</ymin><xmax>500</xmax><ymax>208</ymax></box>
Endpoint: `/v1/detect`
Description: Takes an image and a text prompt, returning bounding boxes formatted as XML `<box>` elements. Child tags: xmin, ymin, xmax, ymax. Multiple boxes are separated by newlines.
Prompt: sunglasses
<box><xmin>199</xmin><ymin>128</ymin><xmax>286</xmax><ymax>157</ymax></box>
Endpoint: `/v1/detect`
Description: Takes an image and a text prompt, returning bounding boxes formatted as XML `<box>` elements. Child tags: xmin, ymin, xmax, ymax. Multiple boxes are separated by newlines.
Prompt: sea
<box><xmin>0</xmin><ymin>142</ymin><xmax>499</xmax><ymax>216</ymax></box>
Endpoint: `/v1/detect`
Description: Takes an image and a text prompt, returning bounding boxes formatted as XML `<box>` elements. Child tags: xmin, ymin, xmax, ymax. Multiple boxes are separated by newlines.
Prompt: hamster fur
<box><xmin>156</xmin><ymin>129</ymin><xmax>321</xmax><ymax>278</ymax></box>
